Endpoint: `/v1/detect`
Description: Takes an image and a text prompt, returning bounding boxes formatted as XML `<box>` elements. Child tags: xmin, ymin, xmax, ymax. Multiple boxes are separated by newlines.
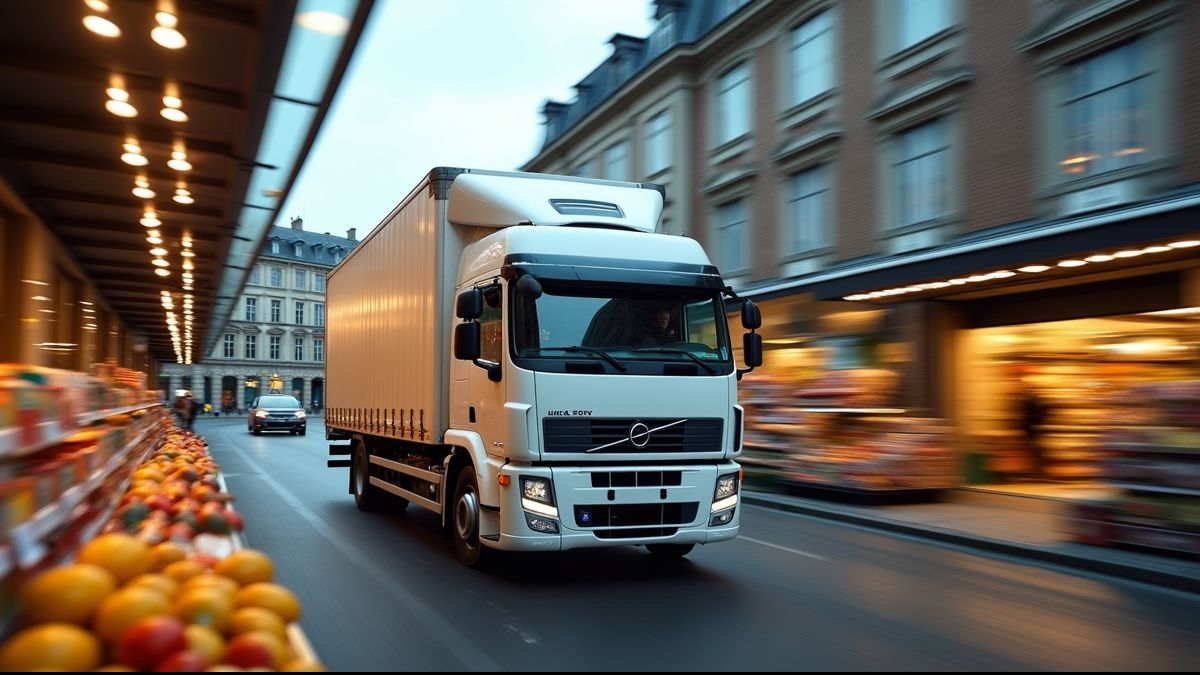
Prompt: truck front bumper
<box><xmin>485</xmin><ymin>461</ymin><xmax>741</xmax><ymax>552</ymax></box>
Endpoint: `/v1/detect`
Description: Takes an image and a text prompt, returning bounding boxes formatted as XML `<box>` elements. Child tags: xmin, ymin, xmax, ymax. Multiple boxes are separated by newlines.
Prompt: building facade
<box><xmin>524</xmin><ymin>0</ymin><xmax>1200</xmax><ymax>490</ymax></box>
<box><xmin>160</xmin><ymin>218</ymin><xmax>358</xmax><ymax>411</ymax></box>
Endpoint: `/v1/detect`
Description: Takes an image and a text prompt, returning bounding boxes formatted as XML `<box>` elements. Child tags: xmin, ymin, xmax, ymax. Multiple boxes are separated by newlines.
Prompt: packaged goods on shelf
<box><xmin>1068</xmin><ymin>380</ymin><xmax>1200</xmax><ymax>556</ymax></box>
<box><xmin>741</xmin><ymin>370</ymin><xmax>957</xmax><ymax>493</ymax></box>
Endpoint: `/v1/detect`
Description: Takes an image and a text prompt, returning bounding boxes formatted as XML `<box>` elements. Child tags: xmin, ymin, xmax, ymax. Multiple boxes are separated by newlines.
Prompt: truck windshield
<box><xmin>512</xmin><ymin>282</ymin><xmax>731</xmax><ymax>366</ymax></box>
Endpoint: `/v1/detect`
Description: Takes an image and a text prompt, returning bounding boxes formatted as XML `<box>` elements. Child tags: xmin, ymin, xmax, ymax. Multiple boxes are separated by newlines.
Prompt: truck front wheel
<box><xmin>352</xmin><ymin>442</ymin><xmax>384</xmax><ymax>512</ymax></box>
<box><xmin>452</xmin><ymin>469</ymin><xmax>488</xmax><ymax>567</ymax></box>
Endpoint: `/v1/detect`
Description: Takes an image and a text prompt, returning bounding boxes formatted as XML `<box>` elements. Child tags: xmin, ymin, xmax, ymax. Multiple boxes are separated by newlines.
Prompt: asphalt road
<box><xmin>197</xmin><ymin>417</ymin><xmax>1200</xmax><ymax>672</ymax></box>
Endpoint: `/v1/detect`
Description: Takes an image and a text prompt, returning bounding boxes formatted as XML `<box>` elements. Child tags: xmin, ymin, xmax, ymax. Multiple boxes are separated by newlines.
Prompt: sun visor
<box><xmin>447</xmin><ymin>171</ymin><xmax>663</xmax><ymax>232</ymax></box>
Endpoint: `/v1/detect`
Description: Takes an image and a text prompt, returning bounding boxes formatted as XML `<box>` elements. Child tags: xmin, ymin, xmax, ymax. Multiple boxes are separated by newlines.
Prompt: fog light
<box><xmin>525</xmin><ymin>513</ymin><xmax>559</xmax><ymax>533</ymax></box>
<box><xmin>709</xmin><ymin>508</ymin><xmax>735</xmax><ymax>526</ymax></box>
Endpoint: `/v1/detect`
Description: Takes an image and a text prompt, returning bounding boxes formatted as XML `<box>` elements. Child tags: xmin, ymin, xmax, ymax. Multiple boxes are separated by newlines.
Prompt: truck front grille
<box><xmin>543</xmin><ymin>417</ymin><xmax>722</xmax><ymax>454</ymax></box>
<box><xmin>573</xmin><ymin>502</ymin><xmax>699</xmax><ymax>528</ymax></box>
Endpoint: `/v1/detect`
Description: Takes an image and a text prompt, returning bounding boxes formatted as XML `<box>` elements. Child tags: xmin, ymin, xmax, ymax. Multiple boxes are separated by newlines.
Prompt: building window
<box><xmin>575</xmin><ymin>159</ymin><xmax>594</xmax><ymax>178</ymax></box>
<box><xmin>295</xmin><ymin>301</ymin><xmax>305</xmax><ymax>325</ymax></box>
<box><xmin>315</xmin><ymin>303</ymin><xmax>324</xmax><ymax>327</ymax></box>
<box><xmin>269</xmin><ymin>336</ymin><xmax>281</xmax><ymax>360</ymax></box>
<box><xmin>716</xmin><ymin>63</ymin><xmax>751</xmax><ymax>145</ymax></box>
<box><xmin>270</xmin><ymin>267</ymin><xmax>282</xmax><ymax>287</ymax></box>
<box><xmin>223</xmin><ymin>334</ymin><xmax>235</xmax><ymax>358</ymax></box>
<box><xmin>604</xmin><ymin>141</ymin><xmax>629</xmax><ymax>181</ymax></box>
<box><xmin>244</xmin><ymin>297</ymin><xmax>257</xmax><ymax>322</ymax></box>
<box><xmin>334</xmin><ymin>251</ymin><xmax>341</xmax><ymax>264</ymax></box>
<box><xmin>645</xmin><ymin>111</ymin><xmax>671</xmax><ymax>176</ymax></box>
<box><xmin>270</xmin><ymin>240</ymin><xmax>279</xmax><ymax>254</ymax></box>
<box><xmin>897</xmin><ymin>0</ymin><xmax>950</xmax><ymax>51</ymax></box>
<box><xmin>270</xmin><ymin>299</ymin><xmax>281</xmax><ymax>323</ymax></box>
<box><xmin>1061</xmin><ymin>40</ymin><xmax>1149</xmax><ymax>178</ymax></box>
<box><xmin>648</xmin><ymin>12</ymin><xmax>675</xmax><ymax>56</ymax></box>
<box><xmin>790</xmin><ymin>11</ymin><xmax>834</xmax><ymax>106</ymax></box>
<box><xmin>294</xmin><ymin>242</ymin><xmax>303</xmax><ymax>257</ymax></box>
<box><xmin>245</xmin><ymin>335</ymin><xmax>257</xmax><ymax>360</ymax></box>
<box><xmin>294</xmin><ymin>337</ymin><xmax>304</xmax><ymax>361</ymax></box>
<box><xmin>295</xmin><ymin>269</ymin><xmax>306</xmax><ymax>290</ymax></box>
<box><xmin>787</xmin><ymin>165</ymin><xmax>830</xmax><ymax>254</ymax></box>
<box><xmin>315</xmin><ymin>273</ymin><xmax>326</xmax><ymax>292</ymax></box>
<box><xmin>716</xmin><ymin>199</ymin><xmax>748</xmax><ymax>272</ymax></box>
<box><xmin>249</xmin><ymin>265</ymin><xmax>261</xmax><ymax>285</ymax></box>
<box><xmin>894</xmin><ymin>119</ymin><xmax>949</xmax><ymax>227</ymax></box>
<box><xmin>314</xmin><ymin>338</ymin><xmax>324</xmax><ymax>363</ymax></box>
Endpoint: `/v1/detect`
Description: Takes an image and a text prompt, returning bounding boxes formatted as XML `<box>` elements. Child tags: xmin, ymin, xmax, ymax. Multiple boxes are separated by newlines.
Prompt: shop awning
<box><xmin>744</xmin><ymin>189</ymin><xmax>1200</xmax><ymax>305</ymax></box>
<box><xmin>0</xmin><ymin>0</ymin><xmax>374</xmax><ymax>363</ymax></box>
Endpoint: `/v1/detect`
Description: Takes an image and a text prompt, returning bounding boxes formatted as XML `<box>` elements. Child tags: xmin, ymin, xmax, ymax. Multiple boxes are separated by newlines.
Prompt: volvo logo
<box><xmin>628</xmin><ymin>422</ymin><xmax>651</xmax><ymax>447</ymax></box>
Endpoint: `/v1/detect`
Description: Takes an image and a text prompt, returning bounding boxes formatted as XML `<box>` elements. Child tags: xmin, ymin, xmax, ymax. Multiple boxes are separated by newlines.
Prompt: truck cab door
<box><xmin>467</xmin><ymin>283</ymin><xmax>506</xmax><ymax>453</ymax></box>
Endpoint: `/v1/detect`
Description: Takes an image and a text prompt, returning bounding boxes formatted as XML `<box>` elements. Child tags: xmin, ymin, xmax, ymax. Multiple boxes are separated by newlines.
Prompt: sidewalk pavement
<box><xmin>743</xmin><ymin>486</ymin><xmax>1200</xmax><ymax>594</ymax></box>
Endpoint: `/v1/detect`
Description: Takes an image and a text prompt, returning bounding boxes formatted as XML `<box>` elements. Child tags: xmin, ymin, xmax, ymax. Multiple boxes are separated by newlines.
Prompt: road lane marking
<box><xmin>210</xmin><ymin>427</ymin><xmax>502</xmax><ymax>672</ymax></box>
<box><xmin>739</xmin><ymin>536</ymin><xmax>828</xmax><ymax>561</ymax></box>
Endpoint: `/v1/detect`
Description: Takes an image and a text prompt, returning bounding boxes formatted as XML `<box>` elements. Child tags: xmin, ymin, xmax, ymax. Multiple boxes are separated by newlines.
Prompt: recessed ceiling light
<box><xmin>1018</xmin><ymin>265</ymin><xmax>1050</xmax><ymax>273</ymax></box>
<box><xmin>83</xmin><ymin>15</ymin><xmax>121</xmax><ymax>38</ymax></box>
<box><xmin>152</xmin><ymin>258</ymin><xmax>170</xmax><ymax>267</ymax></box>
<box><xmin>1058</xmin><ymin>260</ymin><xmax>1087</xmax><ymax>268</ymax></box>
<box><xmin>1085</xmin><ymin>254</ymin><xmax>1113</xmax><ymax>263</ymax></box>
<box><xmin>106</xmin><ymin>99</ymin><xmax>137</xmax><ymax>118</ymax></box>
<box><xmin>152</xmin><ymin>12</ymin><xmax>186</xmax><ymax>49</ymax></box>
<box><xmin>155</xmin><ymin>268</ymin><xmax>171</xmax><ymax>277</ymax></box>
<box><xmin>1113</xmin><ymin>249</ymin><xmax>1144</xmax><ymax>258</ymax></box>
<box><xmin>1143</xmin><ymin>245</ymin><xmax>1172</xmax><ymax>253</ymax></box>
<box><xmin>1169</xmin><ymin>240</ymin><xmax>1199</xmax><ymax>248</ymax></box>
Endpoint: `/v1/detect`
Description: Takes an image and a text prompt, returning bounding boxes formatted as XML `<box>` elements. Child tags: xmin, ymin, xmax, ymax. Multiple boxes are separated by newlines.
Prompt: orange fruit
<box><xmin>181</xmin><ymin>573</ymin><xmax>240</xmax><ymax>600</ymax></box>
<box><xmin>20</xmin><ymin>563</ymin><xmax>116</xmax><ymax>624</ymax></box>
<box><xmin>173</xmin><ymin>588</ymin><xmax>234</xmax><ymax>632</ymax></box>
<box><xmin>163</xmin><ymin>559</ymin><xmax>207</xmax><ymax>584</ymax></box>
<box><xmin>214</xmin><ymin>551</ymin><xmax>274</xmax><ymax>586</ymax></box>
<box><xmin>78</xmin><ymin>534</ymin><xmax>152</xmax><ymax>583</ymax></box>
<box><xmin>282</xmin><ymin>660</ymin><xmax>327</xmax><ymax>672</ymax></box>
<box><xmin>125</xmin><ymin>573</ymin><xmax>179</xmax><ymax>599</ymax></box>
<box><xmin>227</xmin><ymin>607</ymin><xmax>286</xmax><ymax>639</ymax></box>
<box><xmin>149</xmin><ymin>542</ymin><xmax>188</xmax><ymax>571</ymax></box>
<box><xmin>184</xmin><ymin>624</ymin><xmax>227</xmax><ymax>666</ymax></box>
<box><xmin>0</xmin><ymin>623</ymin><xmax>102</xmax><ymax>671</ymax></box>
<box><xmin>234</xmin><ymin>583</ymin><xmax>301</xmax><ymax>623</ymax></box>
<box><xmin>92</xmin><ymin>587</ymin><xmax>171</xmax><ymax>644</ymax></box>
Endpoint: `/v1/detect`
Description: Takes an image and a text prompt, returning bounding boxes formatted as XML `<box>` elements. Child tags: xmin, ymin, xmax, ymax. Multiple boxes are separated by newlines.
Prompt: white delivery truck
<box><xmin>325</xmin><ymin>168</ymin><xmax>763</xmax><ymax>566</ymax></box>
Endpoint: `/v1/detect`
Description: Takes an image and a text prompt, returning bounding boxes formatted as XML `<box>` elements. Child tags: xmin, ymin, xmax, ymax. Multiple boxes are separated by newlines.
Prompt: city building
<box><xmin>160</xmin><ymin>218</ymin><xmax>358</xmax><ymax>411</ymax></box>
<box><xmin>523</xmin><ymin>0</ymin><xmax>1200</xmax><ymax>492</ymax></box>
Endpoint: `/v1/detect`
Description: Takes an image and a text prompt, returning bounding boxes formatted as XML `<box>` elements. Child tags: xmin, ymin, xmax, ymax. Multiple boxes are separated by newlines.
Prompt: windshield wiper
<box><xmin>531</xmin><ymin>346</ymin><xmax>627</xmax><ymax>372</ymax></box>
<box><xmin>628</xmin><ymin>347</ymin><xmax>717</xmax><ymax>375</ymax></box>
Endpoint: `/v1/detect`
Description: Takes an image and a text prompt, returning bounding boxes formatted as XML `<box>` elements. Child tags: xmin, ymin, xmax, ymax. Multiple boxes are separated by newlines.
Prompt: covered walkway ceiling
<box><xmin>0</xmin><ymin>0</ymin><xmax>373</xmax><ymax>362</ymax></box>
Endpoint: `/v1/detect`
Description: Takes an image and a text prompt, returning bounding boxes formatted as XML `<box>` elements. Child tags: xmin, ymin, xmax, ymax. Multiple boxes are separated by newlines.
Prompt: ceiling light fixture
<box><xmin>152</xmin><ymin>258</ymin><xmax>170</xmax><ymax>267</ymax></box>
<box><xmin>152</xmin><ymin>11</ymin><xmax>187</xmax><ymax>49</ymax></box>
<box><xmin>173</xmin><ymin>185</ymin><xmax>193</xmax><ymax>205</ymax></box>
<box><xmin>155</xmin><ymin>267</ymin><xmax>170</xmax><ymax>276</ymax></box>
<box><xmin>121</xmin><ymin>142</ymin><xmax>148</xmax><ymax>166</ymax></box>
<box><xmin>146</xmin><ymin>235</ymin><xmax>163</xmax><ymax>245</ymax></box>
<box><xmin>1169</xmin><ymin>240</ymin><xmax>1200</xmax><ymax>249</ymax></box>
<box><xmin>1018</xmin><ymin>265</ymin><xmax>1050</xmax><ymax>273</ymax></box>
<box><xmin>167</xmin><ymin>148</ymin><xmax>191</xmax><ymax>171</ymax></box>
<box><xmin>105</xmin><ymin>86</ymin><xmax>137</xmax><ymax>117</ymax></box>
<box><xmin>132</xmin><ymin>176</ymin><xmax>156</xmax><ymax>199</ymax></box>
<box><xmin>1058</xmin><ymin>260</ymin><xmax>1087</xmax><ymax>268</ymax></box>
<box><xmin>83</xmin><ymin>14</ymin><xmax>121</xmax><ymax>38</ymax></box>
<box><xmin>161</xmin><ymin>92</ymin><xmax>188</xmax><ymax>122</ymax></box>
<box><xmin>1085</xmin><ymin>254</ymin><xmax>1113</xmax><ymax>263</ymax></box>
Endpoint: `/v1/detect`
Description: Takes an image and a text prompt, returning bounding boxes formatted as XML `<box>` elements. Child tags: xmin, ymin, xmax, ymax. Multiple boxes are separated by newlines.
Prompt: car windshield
<box><xmin>258</xmin><ymin>396</ymin><xmax>301</xmax><ymax>408</ymax></box>
<box><xmin>513</xmin><ymin>283</ymin><xmax>731</xmax><ymax>362</ymax></box>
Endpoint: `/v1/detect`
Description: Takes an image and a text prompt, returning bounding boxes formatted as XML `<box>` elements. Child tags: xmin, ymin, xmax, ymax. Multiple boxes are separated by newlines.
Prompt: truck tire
<box><xmin>646</xmin><ymin>543</ymin><xmax>694</xmax><ymax>559</ymax></box>
<box><xmin>352</xmin><ymin>442</ymin><xmax>384</xmax><ymax>512</ymax></box>
<box><xmin>452</xmin><ymin>469</ymin><xmax>488</xmax><ymax>567</ymax></box>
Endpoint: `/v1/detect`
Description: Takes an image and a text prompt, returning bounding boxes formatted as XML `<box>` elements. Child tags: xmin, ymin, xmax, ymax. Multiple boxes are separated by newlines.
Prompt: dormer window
<box><xmin>270</xmin><ymin>240</ymin><xmax>279</xmax><ymax>254</ymax></box>
<box><xmin>294</xmin><ymin>242</ymin><xmax>303</xmax><ymax>257</ymax></box>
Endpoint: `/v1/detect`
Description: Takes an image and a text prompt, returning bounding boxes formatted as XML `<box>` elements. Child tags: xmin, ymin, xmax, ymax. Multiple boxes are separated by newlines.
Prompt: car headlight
<box><xmin>295</xmin><ymin>411</ymin><xmax>306</xmax><ymax>418</ymax></box>
<box><xmin>520</xmin><ymin>476</ymin><xmax>557</xmax><ymax>519</ymax></box>
<box><xmin>255</xmin><ymin>410</ymin><xmax>268</xmax><ymax>418</ymax></box>
<box><xmin>711</xmin><ymin>472</ymin><xmax>739</xmax><ymax>513</ymax></box>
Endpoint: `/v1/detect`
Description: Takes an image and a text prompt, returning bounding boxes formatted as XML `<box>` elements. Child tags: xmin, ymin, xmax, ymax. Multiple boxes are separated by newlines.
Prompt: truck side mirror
<box><xmin>456</xmin><ymin>288</ymin><xmax>482</xmax><ymax>320</ymax></box>
<box><xmin>454</xmin><ymin>322</ymin><xmax>481</xmax><ymax>361</ymax></box>
<box><xmin>743</xmin><ymin>332</ymin><xmax>763</xmax><ymax>368</ymax></box>
<box><xmin>741</xmin><ymin>300</ymin><xmax>762</xmax><ymax>330</ymax></box>
<box><xmin>515</xmin><ymin>275</ymin><xmax>542</xmax><ymax>299</ymax></box>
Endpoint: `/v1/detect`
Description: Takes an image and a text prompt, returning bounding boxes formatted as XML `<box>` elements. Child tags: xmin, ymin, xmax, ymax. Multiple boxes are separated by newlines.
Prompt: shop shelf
<box><xmin>0</xmin><ymin>420</ymin><xmax>70</xmax><ymax>460</ymax></box>
<box><xmin>1109</xmin><ymin>482</ymin><xmax>1200</xmax><ymax>497</ymax></box>
<box><xmin>78</xmin><ymin>401</ymin><xmax>162</xmax><ymax>424</ymax></box>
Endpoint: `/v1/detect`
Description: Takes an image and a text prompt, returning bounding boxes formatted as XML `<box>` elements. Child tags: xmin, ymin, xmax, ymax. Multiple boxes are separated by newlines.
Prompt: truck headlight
<box><xmin>711</xmin><ymin>472</ymin><xmax>739</xmax><ymax>513</ymax></box>
<box><xmin>255</xmin><ymin>410</ymin><xmax>268</xmax><ymax>418</ymax></box>
<box><xmin>520</xmin><ymin>476</ymin><xmax>557</xmax><ymax>518</ymax></box>
<box><xmin>295</xmin><ymin>411</ymin><xmax>306</xmax><ymax>418</ymax></box>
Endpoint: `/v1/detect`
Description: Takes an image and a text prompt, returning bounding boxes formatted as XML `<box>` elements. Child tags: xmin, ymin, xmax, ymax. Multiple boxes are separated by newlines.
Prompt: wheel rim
<box><xmin>455</xmin><ymin>486</ymin><xmax>479</xmax><ymax>549</ymax></box>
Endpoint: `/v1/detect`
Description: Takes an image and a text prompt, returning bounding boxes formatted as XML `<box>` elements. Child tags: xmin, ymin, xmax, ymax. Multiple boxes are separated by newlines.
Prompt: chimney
<box><xmin>346</xmin><ymin>227</ymin><xmax>357</xmax><ymax>241</ymax></box>
<box><xmin>290</xmin><ymin>216</ymin><xmax>303</xmax><ymax>231</ymax></box>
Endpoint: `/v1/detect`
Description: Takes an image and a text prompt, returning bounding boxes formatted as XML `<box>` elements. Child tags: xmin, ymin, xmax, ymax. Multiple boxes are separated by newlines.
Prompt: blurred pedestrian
<box><xmin>183</xmin><ymin>394</ymin><xmax>198</xmax><ymax>431</ymax></box>
<box><xmin>1016</xmin><ymin>380</ymin><xmax>1050</xmax><ymax>480</ymax></box>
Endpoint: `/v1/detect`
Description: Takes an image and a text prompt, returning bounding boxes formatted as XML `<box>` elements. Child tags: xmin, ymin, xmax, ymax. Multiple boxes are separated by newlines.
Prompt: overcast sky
<box><xmin>279</xmin><ymin>0</ymin><xmax>656</xmax><ymax>239</ymax></box>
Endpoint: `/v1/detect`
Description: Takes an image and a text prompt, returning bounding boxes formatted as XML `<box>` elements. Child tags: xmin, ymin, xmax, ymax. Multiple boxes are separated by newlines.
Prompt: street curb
<box><xmin>742</xmin><ymin>492</ymin><xmax>1200</xmax><ymax>594</ymax></box>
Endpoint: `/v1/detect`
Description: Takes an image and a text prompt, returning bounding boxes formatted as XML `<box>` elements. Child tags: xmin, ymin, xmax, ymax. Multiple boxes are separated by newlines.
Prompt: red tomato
<box><xmin>154</xmin><ymin>650</ymin><xmax>209</xmax><ymax>672</ymax></box>
<box><xmin>115</xmin><ymin>616</ymin><xmax>187</xmax><ymax>670</ymax></box>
